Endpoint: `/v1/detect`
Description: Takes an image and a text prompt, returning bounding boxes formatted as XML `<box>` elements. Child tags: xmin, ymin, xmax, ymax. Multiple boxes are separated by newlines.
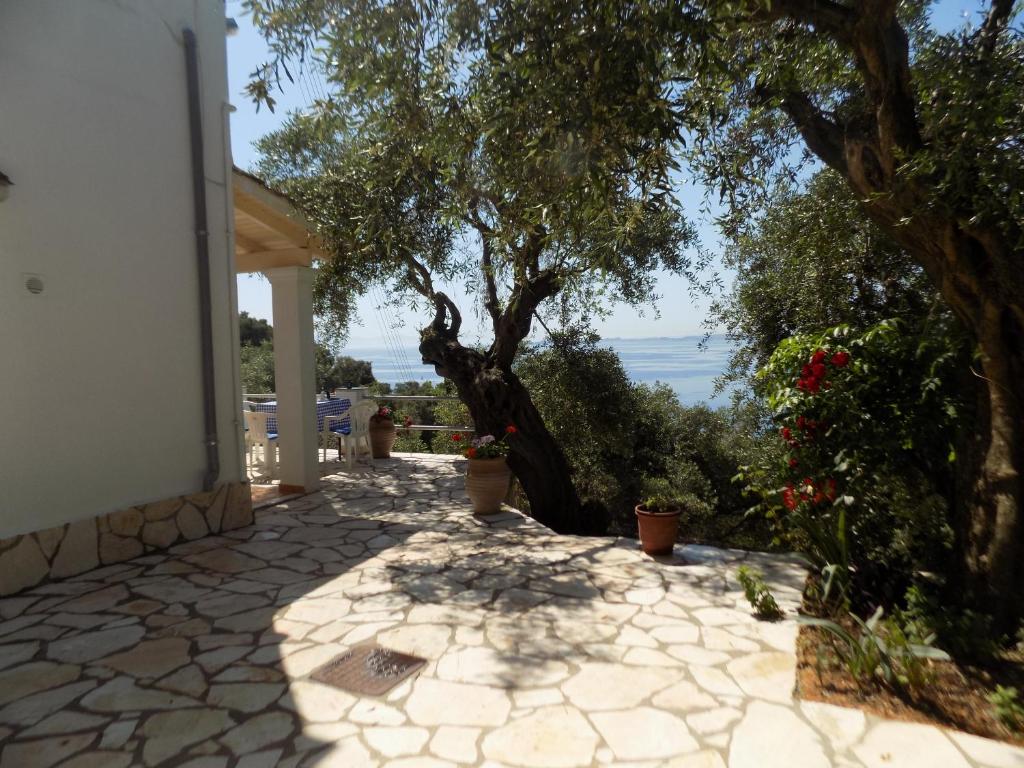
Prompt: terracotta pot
<box><xmin>368</xmin><ymin>418</ymin><xmax>397</xmax><ymax>458</ymax></box>
<box><xmin>635</xmin><ymin>504</ymin><xmax>681</xmax><ymax>555</ymax></box>
<box><xmin>465</xmin><ymin>457</ymin><xmax>511</xmax><ymax>515</ymax></box>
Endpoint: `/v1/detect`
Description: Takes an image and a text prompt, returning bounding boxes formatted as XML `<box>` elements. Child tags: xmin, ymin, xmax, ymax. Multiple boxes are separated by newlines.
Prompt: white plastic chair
<box><xmin>243</xmin><ymin>410</ymin><xmax>278</xmax><ymax>477</ymax></box>
<box><xmin>324</xmin><ymin>399</ymin><xmax>377</xmax><ymax>469</ymax></box>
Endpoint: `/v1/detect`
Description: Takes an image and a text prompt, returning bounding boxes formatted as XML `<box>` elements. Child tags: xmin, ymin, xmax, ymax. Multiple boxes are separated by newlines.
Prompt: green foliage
<box><xmin>741</xmin><ymin>317</ymin><xmax>969</xmax><ymax>607</ymax></box>
<box><xmin>238</xmin><ymin>313</ymin><xmax>272</xmax><ymax>348</ymax></box>
<box><xmin>736</xmin><ymin>566</ymin><xmax>783</xmax><ymax>620</ymax></box>
<box><xmin>708</xmin><ymin>170</ymin><xmax>933</xmax><ymax>388</ymax></box>
<box><xmin>800</xmin><ymin>606</ymin><xmax>949</xmax><ymax>692</ymax></box>
<box><xmin>367</xmin><ymin>380</ymin><xmax>470</xmax><ymax>453</ymax></box>
<box><xmin>239</xmin><ymin>312</ymin><xmax>273</xmax><ymax>347</ymax></box>
<box><xmin>988</xmin><ymin>686</ymin><xmax>1024</xmax><ymax>732</ymax></box>
<box><xmin>330</xmin><ymin>356</ymin><xmax>376</xmax><ymax>388</ymax></box>
<box><xmin>238</xmin><ymin>311</ymin><xmax>375</xmax><ymax>396</ymax></box>
<box><xmin>639</xmin><ymin>477</ymin><xmax>684</xmax><ymax>513</ymax></box>
<box><xmin>515</xmin><ymin>328</ymin><xmax>774</xmax><ymax>545</ymax></box>
<box><xmin>902</xmin><ymin>584</ymin><xmax>999</xmax><ymax>662</ymax></box>
<box><xmin>248</xmin><ymin>0</ymin><xmax>698</xmax><ymax>360</ymax></box>
<box><xmin>240</xmin><ymin>342</ymin><xmax>275</xmax><ymax>394</ymax></box>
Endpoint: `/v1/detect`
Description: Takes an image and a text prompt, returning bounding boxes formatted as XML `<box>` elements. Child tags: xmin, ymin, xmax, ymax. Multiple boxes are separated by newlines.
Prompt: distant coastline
<box><xmin>342</xmin><ymin>335</ymin><xmax>733</xmax><ymax>406</ymax></box>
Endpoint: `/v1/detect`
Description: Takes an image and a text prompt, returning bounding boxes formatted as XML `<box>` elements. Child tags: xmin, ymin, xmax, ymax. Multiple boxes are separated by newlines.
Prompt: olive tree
<box><xmin>670</xmin><ymin>0</ymin><xmax>1024</xmax><ymax>628</ymax></box>
<box><xmin>244</xmin><ymin>0</ymin><xmax>697</xmax><ymax>532</ymax></box>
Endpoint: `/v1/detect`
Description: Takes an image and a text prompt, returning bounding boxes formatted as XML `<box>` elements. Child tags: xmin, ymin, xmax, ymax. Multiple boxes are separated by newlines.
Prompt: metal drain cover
<box><xmin>311</xmin><ymin>644</ymin><xmax>427</xmax><ymax>696</ymax></box>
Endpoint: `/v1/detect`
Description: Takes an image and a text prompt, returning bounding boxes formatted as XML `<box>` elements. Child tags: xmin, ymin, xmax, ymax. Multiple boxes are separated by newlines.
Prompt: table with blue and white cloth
<box><xmin>248</xmin><ymin>398</ymin><xmax>353</xmax><ymax>475</ymax></box>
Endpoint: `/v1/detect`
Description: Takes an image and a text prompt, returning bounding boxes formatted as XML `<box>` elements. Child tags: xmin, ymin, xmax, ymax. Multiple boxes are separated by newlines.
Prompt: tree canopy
<box><xmin>710</xmin><ymin>169</ymin><xmax>933</xmax><ymax>387</ymax></box>
<box><xmin>246</xmin><ymin>0</ymin><xmax>702</xmax><ymax>529</ymax></box>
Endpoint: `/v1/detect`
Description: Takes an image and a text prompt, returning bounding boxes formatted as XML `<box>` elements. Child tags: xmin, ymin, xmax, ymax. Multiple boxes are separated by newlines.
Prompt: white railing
<box><xmin>241</xmin><ymin>391</ymin><xmax>474</xmax><ymax>432</ymax></box>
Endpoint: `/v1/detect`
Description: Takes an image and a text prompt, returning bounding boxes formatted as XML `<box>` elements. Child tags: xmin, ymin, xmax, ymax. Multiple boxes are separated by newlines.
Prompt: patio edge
<box><xmin>0</xmin><ymin>480</ymin><xmax>253</xmax><ymax>596</ymax></box>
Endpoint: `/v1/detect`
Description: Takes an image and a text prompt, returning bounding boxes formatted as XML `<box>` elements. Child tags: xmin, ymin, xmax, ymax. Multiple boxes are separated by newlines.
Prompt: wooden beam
<box><xmin>233</xmin><ymin>191</ymin><xmax>313</xmax><ymax>248</ymax></box>
<box><xmin>233</xmin><ymin>229</ymin><xmax>265</xmax><ymax>254</ymax></box>
<box><xmin>235</xmin><ymin>248</ymin><xmax>313</xmax><ymax>273</ymax></box>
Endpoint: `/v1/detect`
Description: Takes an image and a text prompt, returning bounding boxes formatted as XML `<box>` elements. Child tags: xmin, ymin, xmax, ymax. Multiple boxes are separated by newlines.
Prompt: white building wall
<box><xmin>0</xmin><ymin>0</ymin><xmax>245</xmax><ymax>538</ymax></box>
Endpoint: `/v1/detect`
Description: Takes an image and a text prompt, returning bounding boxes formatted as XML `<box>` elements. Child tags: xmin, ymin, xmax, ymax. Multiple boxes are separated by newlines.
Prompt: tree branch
<box><xmin>401</xmin><ymin>252</ymin><xmax>436</xmax><ymax>300</ymax></box>
<box><xmin>492</xmin><ymin>269</ymin><xmax>560</xmax><ymax>369</ymax></box>
<box><xmin>481</xmin><ymin>237</ymin><xmax>501</xmax><ymax>325</ymax></box>
<box><xmin>746</xmin><ymin>0</ymin><xmax>855</xmax><ymax>44</ymax></box>
<box><xmin>431</xmin><ymin>291</ymin><xmax>462</xmax><ymax>339</ymax></box>
<box><xmin>777</xmin><ymin>90</ymin><xmax>849</xmax><ymax>175</ymax></box>
<box><xmin>749</xmin><ymin>0</ymin><xmax>922</xmax><ymax>157</ymax></box>
<box><xmin>979</xmin><ymin>0</ymin><xmax>1014</xmax><ymax>56</ymax></box>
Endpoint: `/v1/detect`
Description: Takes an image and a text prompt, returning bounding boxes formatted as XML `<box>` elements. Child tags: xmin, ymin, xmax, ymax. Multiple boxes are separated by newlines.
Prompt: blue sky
<box><xmin>226</xmin><ymin>0</ymin><xmax>981</xmax><ymax>347</ymax></box>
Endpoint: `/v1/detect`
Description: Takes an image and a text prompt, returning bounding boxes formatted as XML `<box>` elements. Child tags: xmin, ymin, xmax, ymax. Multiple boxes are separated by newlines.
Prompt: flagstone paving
<box><xmin>1</xmin><ymin>453</ymin><xmax>1022</xmax><ymax>767</ymax></box>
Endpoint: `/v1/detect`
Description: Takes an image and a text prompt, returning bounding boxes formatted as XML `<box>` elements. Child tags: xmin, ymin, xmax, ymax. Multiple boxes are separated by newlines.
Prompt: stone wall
<box><xmin>0</xmin><ymin>482</ymin><xmax>252</xmax><ymax>596</ymax></box>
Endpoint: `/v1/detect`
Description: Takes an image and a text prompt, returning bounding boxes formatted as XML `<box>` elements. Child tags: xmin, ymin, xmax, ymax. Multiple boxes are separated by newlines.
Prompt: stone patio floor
<box><xmin>2</xmin><ymin>454</ymin><xmax>1023</xmax><ymax>768</ymax></box>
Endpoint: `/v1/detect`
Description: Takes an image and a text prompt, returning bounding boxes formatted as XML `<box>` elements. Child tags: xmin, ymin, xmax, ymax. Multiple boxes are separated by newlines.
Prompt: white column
<box><xmin>267</xmin><ymin>266</ymin><xmax>320</xmax><ymax>493</ymax></box>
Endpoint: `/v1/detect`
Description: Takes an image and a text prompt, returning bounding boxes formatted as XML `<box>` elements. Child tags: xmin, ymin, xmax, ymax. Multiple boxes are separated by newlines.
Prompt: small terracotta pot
<box><xmin>635</xmin><ymin>504</ymin><xmax>681</xmax><ymax>555</ymax></box>
<box><xmin>465</xmin><ymin>457</ymin><xmax>511</xmax><ymax>515</ymax></box>
<box><xmin>368</xmin><ymin>418</ymin><xmax>397</xmax><ymax>458</ymax></box>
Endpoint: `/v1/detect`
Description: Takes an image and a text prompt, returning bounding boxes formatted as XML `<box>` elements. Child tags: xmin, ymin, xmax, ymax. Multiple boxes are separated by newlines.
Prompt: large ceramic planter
<box><xmin>466</xmin><ymin>457</ymin><xmax>511</xmax><ymax>515</ymax></box>
<box><xmin>368</xmin><ymin>418</ymin><xmax>397</xmax><ymax>459</ymax></box>
<box><xmin>635</xmin><ymin>504</ymin><xmax>681</xmax><ymax>555</ymax></box>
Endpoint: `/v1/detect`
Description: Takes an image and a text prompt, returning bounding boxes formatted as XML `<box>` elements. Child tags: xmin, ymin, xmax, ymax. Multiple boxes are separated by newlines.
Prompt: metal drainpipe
<box><xmin>183</xmin><ymin>27</ymin><xmax>220</xmax><ymax>492</ymax></box>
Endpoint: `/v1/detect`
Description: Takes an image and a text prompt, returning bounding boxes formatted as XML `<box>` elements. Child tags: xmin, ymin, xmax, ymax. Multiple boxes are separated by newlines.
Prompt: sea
<box><xmin>341</xmin><ymin>336</ymin><xmax>735</xmax><ymax>408</ymax></box>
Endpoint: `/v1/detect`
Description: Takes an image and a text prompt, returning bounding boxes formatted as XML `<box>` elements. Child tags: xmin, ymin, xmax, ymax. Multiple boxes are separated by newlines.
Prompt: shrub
<box><xmin>988</xmin><ymin>686</ymin><xmax>1024</xmax><ymax>732</ymax></box>
<box><xmin>902</xmin><ymin>584</ymin><xmax>999</xmax><ymax>662</ymax></box>
<box><xmin>515</xmin><ymin>329</ymin><xmax>775</xmax><ymax>547</ymax></box>
<box><xmin>742</xmin><ymin>316</ymin><xmax>968</xmax><ymax>609</ymax></box>
<box><xmin>737</xmin><ymin>566</ymin><xmax>783</xmax><ymax>620</ymax></box>
<box><xmin>800</xmin><ymin>606</ymin><xmax>949</xmax><ymax>692</ymax></box>
<box><xmin>639</xmin><ymin>477</ymin><xmax>685</xmax><ymax>513</ymax></box>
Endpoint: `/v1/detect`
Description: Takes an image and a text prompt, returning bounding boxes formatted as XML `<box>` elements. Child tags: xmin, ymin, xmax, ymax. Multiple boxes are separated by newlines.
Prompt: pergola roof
<box><xmin>232</xmin><ymin>167</ymin><xmax>324</xmax><ymax>273</ymax></box>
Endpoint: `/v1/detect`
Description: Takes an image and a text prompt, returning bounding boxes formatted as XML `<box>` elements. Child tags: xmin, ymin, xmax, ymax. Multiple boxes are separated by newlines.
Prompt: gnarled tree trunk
<box><xmin>765</xmin><ymin>0</ymin><xmax>1024</xmax><ymax>631</ymax></box>
<box><xmin>417</xmin><ymin>294</ymin><xmax>585</xmax><ymax>534</ymax></box>
<box><xmin>845</xmin><ymin>157</ymin><xmax>1024</xmax><ymax>632</ymax></box>
<box><xmin>951</xmin><ymin>274</ymin><xmax>1024</xmax><ymax>630</ymax></box>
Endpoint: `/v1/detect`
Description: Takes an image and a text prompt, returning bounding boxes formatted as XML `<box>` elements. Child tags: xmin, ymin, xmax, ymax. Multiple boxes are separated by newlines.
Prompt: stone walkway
<box><xmin>1</xmin><ymin>454</ymin><xmax>1022</xmax><ymax>768</ymax></box>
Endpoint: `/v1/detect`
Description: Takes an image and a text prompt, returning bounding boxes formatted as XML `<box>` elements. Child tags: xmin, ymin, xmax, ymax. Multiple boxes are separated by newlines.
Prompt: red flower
<box><xmin>796</xmin><ymin>416</ymin><xmax>807</xmax><ymax>430</ymax></box>
<box><xmin>805</xmin><ymin>379</ymin><xmax>821</xmax><ymax>394</ymax></box>
<box><xmin>452</xmin><ymin>433</ymin><xmax>463</xmax><ymax>442</ymax></box>
<box><xmin>811</xmin><ymin>349</ymin><xmax>827</xmax><ymax>365</ymax></box>
<box><xmin>813</xmin><ymin>491</ymin><xmax>826</xmax><ymax>504</ymax></box>
<box><xmin>781</xmin><ymin>427</ymin><xmax>792</xmax><ymax>441</ymax></box>
<box><xmin>788</xmin><ymin>458</ymin><xmax>798</xmax><ymax>468</ymax></box>
<box><xmin>466</xmin><ymin>447</ymin><xmax>477</xmax><ymax>459</ymax></box>
<box><xmin>801</xmin><ymin>364</ymin><xmax>813</xmax><ymax>378</ymax></box>
<box><xmin>826</xmin><ymin>478</ymin><xmax>837</xmax><ymax>501</ymax></box>
<box><xmin>812</xmin><ymin>363</ymin><xmax>826</xmax><ymax>379</ymax></box>
<box><xmin>832</xmin><ymin>351</ymin><xmax>850</xmax><ymax>367</ymax></box>
<box><xmin>782</xmin><ymin>485</ymin><xmax>797</xmax><ymax>510</ymax></box>
<box><xmin>505</xmin><ymin>425</ymin><xmax>518</xmax><ymax>434</ymax></box>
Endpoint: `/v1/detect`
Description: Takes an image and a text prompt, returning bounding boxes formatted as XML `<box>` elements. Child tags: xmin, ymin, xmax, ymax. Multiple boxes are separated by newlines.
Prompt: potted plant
<box><xmin>455</xmin><ymin>425</ymin><xmax>516</xmax><ymax>514</ymax></box>
<box><xmin>368</xmin><ymin>405</ymin><xmax>402</xmax><ymax>458</ymax></box>
<box><xmin>635</xmin><ymin>478</ymin><xmax>683</xmax><ymax>556</ymax></box>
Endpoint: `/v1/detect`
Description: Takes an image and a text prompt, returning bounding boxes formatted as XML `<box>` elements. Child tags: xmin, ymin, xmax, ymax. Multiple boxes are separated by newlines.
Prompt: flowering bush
<box><xmin>740</xmin><ymin>318</ymin><xmax>968</xmax><ymax>610</ymax></box>
<box><xmin>452</xmin><ymin>425</ymin><xmax>517</xmax><ymax>459</ymax></box>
